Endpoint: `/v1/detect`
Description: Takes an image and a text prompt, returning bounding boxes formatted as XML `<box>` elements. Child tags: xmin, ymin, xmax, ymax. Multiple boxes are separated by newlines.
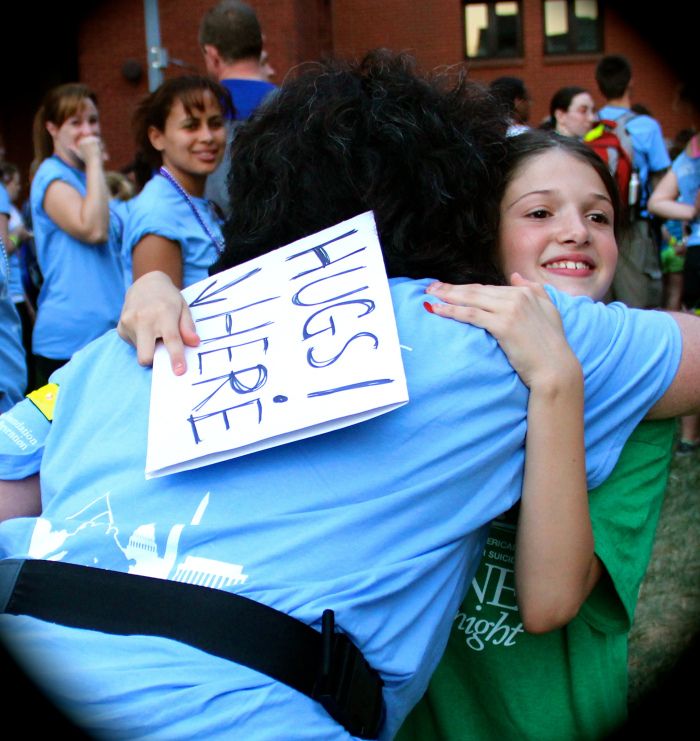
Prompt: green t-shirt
<box><xmin>397</xmin><ymin>419</ymin><xmax>675</xmax><ymax>741</ymax></box>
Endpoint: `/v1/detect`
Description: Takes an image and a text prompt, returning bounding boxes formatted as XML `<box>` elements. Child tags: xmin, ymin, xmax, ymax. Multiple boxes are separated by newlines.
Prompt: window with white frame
<box><xmin>463</xmin><ymin>2</ymin><xmax>523</xmax><ymax>59</ymax></box>
<box><xmin>543</xmin><ymin>0</ymin><xmax>602</xmax><ymax>54</ymax></box>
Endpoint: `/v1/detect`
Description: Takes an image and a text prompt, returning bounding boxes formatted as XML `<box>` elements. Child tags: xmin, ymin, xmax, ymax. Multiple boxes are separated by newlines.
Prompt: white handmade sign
<box><xmin>145</xmin><ymin>211</ymin><xmax>409</xmax><ymax>478</ymax></box>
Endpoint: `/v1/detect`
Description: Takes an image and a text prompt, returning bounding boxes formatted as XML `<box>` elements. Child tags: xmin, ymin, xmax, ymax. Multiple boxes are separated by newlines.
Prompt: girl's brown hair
<box><xmin>132</xmin><ymin>75</ymin><xmax>234</xmax><ymax>170</ymax></box>
<box><xmin>32</xmin><ymin>83</ymin><xmax>99</xmax><ymax>170</ymax></box>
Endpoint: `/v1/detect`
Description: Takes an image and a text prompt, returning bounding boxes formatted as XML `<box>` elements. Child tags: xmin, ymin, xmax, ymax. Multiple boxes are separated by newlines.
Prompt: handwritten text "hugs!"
<box><xmin>146</xmin><ymin>212</ymin><xmax>408</xmax><ymax>478</ymax></box>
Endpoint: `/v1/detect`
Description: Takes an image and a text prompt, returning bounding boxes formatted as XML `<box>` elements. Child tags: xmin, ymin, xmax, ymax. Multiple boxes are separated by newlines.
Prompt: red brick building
<box><xmin>1</xmin><ymin>1</ymin><xmax>693</xmax><ymax>191</ymax></box>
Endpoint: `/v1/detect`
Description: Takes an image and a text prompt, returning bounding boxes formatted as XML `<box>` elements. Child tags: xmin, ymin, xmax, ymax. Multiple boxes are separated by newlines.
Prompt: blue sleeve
<box><xmin>0</xmin><ymin>184</ymin><xmax>11</xmax><ymax>216</ymax></box>
<box><xmin>123</xmin><ymin>189</ymin><xmax>181</xmax><ymax>257</ymax></box>
<box><xmin>0</xmin><ymin>244</ymin><xmax>26</xmax><ymax>411</ymax></box>
<box><xmin>0</xmin><ymin>399</ymin><xmax>50</xmax><ymax>479</ymax></box>
<box><xmin>0</xmin><ymin>353</ymin><xmax>78</xmax><ymax>479</ymax></box>
<box><xmin>30</xmin><ymin>158</ymin><xmax>85</xmax><ymax>218</ymax></box>
<box><xmin>547</xmin><ymin>287</ymin><xmax>681</xmax><ymax>488</ymax></box>
<box><xmin>644</xmin><ymin>117</ymin><xmax>671</xmax><ymax>174</ymax></box>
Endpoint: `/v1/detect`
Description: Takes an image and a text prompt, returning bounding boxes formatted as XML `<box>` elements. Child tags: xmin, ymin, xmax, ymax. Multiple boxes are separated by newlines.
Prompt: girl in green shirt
<box><xmin>400</xmin><ymin>130</ymin><xmax>675</xmax><ymax>740</ymax></box>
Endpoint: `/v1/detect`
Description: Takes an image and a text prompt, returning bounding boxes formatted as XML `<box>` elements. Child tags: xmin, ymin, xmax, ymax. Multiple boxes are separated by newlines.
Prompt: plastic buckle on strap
<box><xmin>313</xmin><ymin>609</ymin><xmax>384</xmax><ymax>739</ymax></box>
<box><xmin>0</xmin><ymin>559</ymin><xmax>24</xmax><ymax>613</ymax></box>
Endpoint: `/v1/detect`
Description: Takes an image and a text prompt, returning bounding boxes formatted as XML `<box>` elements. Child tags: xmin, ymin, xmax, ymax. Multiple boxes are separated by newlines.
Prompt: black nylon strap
<box><xmin>0</xmin><ymin>559</ymin><xmax>383</xmax><ymax>738</ymax></box>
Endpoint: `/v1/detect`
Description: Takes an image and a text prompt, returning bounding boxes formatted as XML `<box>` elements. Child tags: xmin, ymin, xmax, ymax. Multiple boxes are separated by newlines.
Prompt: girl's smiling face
<box><xmin>149</xmin><ymin>90</ymin><xmax>226</xmax><ymax>194</ymax></box>
<box><xmin>498</xmin><ymin>149</ymin><xmax>618</xmax><ymax>300</ymax></box>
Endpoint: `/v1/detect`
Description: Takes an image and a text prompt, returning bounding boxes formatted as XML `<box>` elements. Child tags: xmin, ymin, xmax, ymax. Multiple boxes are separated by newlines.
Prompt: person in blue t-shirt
<box><xmin>199</xmin><ymin>1</ymin><xmax>279</xmax><ymax>216</ymax></box>
<box><xmin>29</xmin><ymin>83</ymin><xmax>125</xmax><ymax>386</ymax></box>
<box><xmin>121</xmin><ymin>76</ymin><xmax>231</xmax><ymax>289</ymax></box>
<box><xmin>1</xmin><ymin>52</ymin><xmax>700</xmax><ymax>741</ymax></box>
<box><xmin>595</xmin><ymin>54</ymin><xmax>671</xmax><ymax>309</ymax></box>
<box><xmin>0</xmin><ymin>237</ymin><xmax>26</xmax><ymax>414</ymax></box>
<box><xmin>2</xmin><ymin>164</ymin><xmax>36</xmax><ymax>390</ymax></box>
<box><xmin>648</xmin><ymin>79</ymin><xmax>700</xmax><ymax>454</ymax></box>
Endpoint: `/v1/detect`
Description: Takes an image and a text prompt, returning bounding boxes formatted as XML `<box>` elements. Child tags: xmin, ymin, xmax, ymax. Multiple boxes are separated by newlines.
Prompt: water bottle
<box><xmin>628</xmin><ymin>171</ymin><xmax>640</xmax><ymax>206</ymax></box>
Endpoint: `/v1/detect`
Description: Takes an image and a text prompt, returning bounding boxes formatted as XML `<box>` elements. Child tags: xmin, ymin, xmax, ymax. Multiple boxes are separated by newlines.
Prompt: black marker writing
<box><xmin>192</xmin><ymin>365</ymin><xmax>268</xmax><ymax>412</ymax></box>
<box><xmin>292</xmin><ymin>266</ymin><xmax>368</xmax><ymax>307</ymax></box>
<box><xmin>196</xmin><ymin>295</ymin><xmax>279</xmax><ymax>325</ymax></box>
<box><xmin>307</xmin><ymin>378</ymin><xmax>394</xmax><ymax>397</ymax></box>
<box><xmin>287</xmin><ymin>229</ymin><xmax>364</xmax><ymax>280</ymax></box>
<box><xmin>302</xmin><ymin>299</ymin><xmax>375</xmax><ymax>340</ymax></box>
<box><xmin>197</xmin><ymin>338</ymin><xmax>269</xmax><ymax>376</ymax></box>
<box><xmin>188</xmin><ymin>268</ymin><xmax>261</xmax><ymax>308</ymax></box>
<box><xmin>307</xmin><ymin>332</ymin><xmax>378</xmax><ymax>368</ymax></box>
<box><xmin>188</xmin><ymin>399</ymin><xmax>263</xmax><ymax>444</ymax></box>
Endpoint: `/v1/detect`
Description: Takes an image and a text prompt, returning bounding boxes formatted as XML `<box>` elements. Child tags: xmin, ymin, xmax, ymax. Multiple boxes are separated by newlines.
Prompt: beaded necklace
<box><xmin>0</xmin><ymin>237</ymin><xmax>9</xmax><ymax>285</ymax></box>
<box><xmin>159</xmin><ymin>166</ymin><xmax>225</xmax><ymax>254</ymax></box>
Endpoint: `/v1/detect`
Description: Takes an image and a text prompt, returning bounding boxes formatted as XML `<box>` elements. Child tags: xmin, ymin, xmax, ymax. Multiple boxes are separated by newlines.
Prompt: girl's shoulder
<box><xmin>127</xmin><ymin>176</ymin><xmax>180</xmax><ymax>219</ymax></box>
<box><xmin>31</xmin><ymin>156</ymin><xmax>84</xmax><ymax>197</ymax></box>
<box><xmin>131</xmin><ymin>174</ymin><xmax>183</xmax><ymax>210</ymax></box>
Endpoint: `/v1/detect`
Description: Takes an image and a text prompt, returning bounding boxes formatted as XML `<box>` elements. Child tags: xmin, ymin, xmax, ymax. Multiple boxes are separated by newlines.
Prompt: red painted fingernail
<box><xmin>423</xmin><ymin>301</ymin><xmax>435</xmax><ymax>314</ymax></box>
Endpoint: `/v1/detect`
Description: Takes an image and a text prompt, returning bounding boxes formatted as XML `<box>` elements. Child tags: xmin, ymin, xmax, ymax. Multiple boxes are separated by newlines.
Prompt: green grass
<box><xmin>626</xmin><ymin>440</ymin><xmax>700</xmax><ymax>710</ymax></box>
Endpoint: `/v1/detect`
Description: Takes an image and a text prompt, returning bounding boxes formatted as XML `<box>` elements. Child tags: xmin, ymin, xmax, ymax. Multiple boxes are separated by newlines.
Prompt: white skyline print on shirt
<box><xmin>26</xmin><ymin>491</ymin><xmax>248</xmax><ymax>587</ymax></box>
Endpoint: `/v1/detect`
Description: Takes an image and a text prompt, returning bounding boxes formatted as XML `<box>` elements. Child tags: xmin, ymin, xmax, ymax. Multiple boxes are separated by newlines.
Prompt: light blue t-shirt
<box><xmin>0</xmin><ymin>187</ymin><xmax>22</xmax><ymax>303</ymax></box>
<box><xmin>597</xmin><ymin>105</ymin><xmax>671</xmax><ymax>213</ymax></box>
<box><xmin>672</xmin><ymin>149</ymin><xmax>700</xmax><ymax>247</ymax></box>
<box><xmin>121</xmin><ymin>173</ymin><xmax>223</xmax><ymax>288</ymax></box>
<box><xmin>30</xmin><ymin>156</ymin><xmax>125</xmax><ymax>359</ymax></box>
<box><xmin>7</xmin><ymin>205</ymin><xmax>27</xmax><ymax>303</ymax></box>
<box><xmin>108</xmin><ymin>198</ymin><xmax>130</xmax><ymax>261</ymax></box>
<box><xmin>0</xmin><ymin>182</ymin><xmax>11</xmax><ymax>220</ymax></box>
<box><xmin>0</xmin><ymin>398</ymin><xmax>47</xmax><ymax>474</ymax></box>
<box><xmin>0</xmin><ymin>240</ymin><xmax>26</xmax><ymax>413</ymax></box>
<box><xmin>0</xmin><ymin>280</ymin><xmax>681</xmax><ymax>740</ymax></box>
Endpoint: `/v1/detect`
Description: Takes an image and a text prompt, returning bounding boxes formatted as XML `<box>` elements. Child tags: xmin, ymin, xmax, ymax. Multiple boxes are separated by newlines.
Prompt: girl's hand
<box><xmin>425</xmin><ymin>273</ymin><xmax>580</xmax><ymax>390</ymax></box>
<box><xmin>75</xmin><ymin>135</ymin><xmax>104</xmax><ymax>166</ymax></box>
<box><xmin>117</xmin><ymin>271</ymin><xmax>200</xmax><ymax>375</ymax></box>
<box><xmin>427</xmin><ymin>275</ymin><xmax>595</xmax><ymax>631</ymax></box>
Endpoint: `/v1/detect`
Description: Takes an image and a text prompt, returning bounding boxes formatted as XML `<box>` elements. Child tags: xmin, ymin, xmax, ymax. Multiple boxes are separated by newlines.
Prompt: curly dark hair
<box><xmin>212</xmin><ymin>50</ymin><xmax>510</xmax><ymax>284</ymax></box>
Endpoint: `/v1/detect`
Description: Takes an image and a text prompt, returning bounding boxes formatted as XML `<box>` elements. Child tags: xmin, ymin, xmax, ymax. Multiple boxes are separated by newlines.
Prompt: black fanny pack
<box><xmin>0</xmin><ymin>558</ymin><xmax>384</xmax><ymax>738</ymax></box>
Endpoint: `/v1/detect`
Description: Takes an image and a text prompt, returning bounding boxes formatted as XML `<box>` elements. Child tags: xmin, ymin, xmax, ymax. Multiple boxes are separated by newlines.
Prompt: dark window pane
<box><xmin>464</xmin><ymin>2</ymin><xmax>521</xmax><ymax>59</ymax></box>
<box><xmin>543</xmin><ymin>0</ymin><xmax>601</xmax><ymax>55</ymax></box>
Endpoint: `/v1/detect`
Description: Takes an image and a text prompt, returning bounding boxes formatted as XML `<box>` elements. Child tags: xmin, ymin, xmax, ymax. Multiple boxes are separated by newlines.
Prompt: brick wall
<box><xmin>4</xmin><ymin>1</ymin><xmax>691</xmax><ymax>189</ymax></box>
<box><xmin>78</xmin><ymin>0</ymin><xmax>334</xmax><ymax>171</ymax></box>
<box><xmin>79</xmin><ymin>0</ymin><xmax>688</xmax><ymax>167</ymax></box>
<box><xmin>330</xmin><ymin>1</ymin><xmax>693</xmax><ymax>143</ymax></box>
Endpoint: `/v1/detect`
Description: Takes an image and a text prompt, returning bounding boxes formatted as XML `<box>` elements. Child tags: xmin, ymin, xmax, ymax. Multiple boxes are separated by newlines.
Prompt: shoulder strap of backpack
<box><xmin>0</xmin><ymin>558</ymin><xmax>384</xmax><ymax>739</ymax></box>
<box><xmin>612</xmin><ymin>110</ymin><xmax>638</xmax><ymax>161</ymax></box>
